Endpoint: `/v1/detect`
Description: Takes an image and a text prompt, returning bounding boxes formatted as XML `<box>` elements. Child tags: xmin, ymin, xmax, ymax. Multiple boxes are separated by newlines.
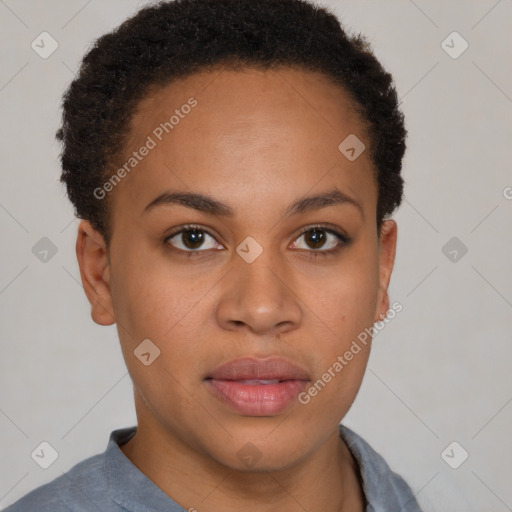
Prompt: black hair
<box><xmin>56</xmin><ymin>0</ymin><xmax>406</xmax><ymax>246</ymax></box>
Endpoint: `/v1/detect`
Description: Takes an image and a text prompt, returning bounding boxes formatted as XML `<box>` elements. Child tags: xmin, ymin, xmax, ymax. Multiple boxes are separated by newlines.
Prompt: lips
<box><xmin>204</xmin><ymin>357</ymin><xmax>310</xmax><ymax>416</ymax></box>
<box><xmin>206</xmin><ymin>357</ymin><xmax>310</xmax><ymax>381</ymax></box>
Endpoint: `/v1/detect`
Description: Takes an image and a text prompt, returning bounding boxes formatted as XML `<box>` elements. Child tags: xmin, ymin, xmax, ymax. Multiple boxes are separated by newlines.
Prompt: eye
<box><xmin>164</xmin><ymin>223</ymin><xmax>350</xmax><ymax>259</ymax></box>
<box><xmin>164</xmin><ymin>224</ymin><xmax>223</xmax><ymax>255</ymax></box>
<box><xmin>290</xmin><ymin>225</ymin><xmax>350</xmax><ymax>257</ymax></box>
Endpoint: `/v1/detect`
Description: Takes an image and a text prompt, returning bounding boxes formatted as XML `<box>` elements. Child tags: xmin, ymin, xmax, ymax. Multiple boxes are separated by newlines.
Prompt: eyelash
<box><xmin>163</xmin><ymin>223</ymin><xmax>351</xmax><ymax>260</ymax></box>
<box><xmin>294</xmin><ymin>225</ymin><xmax>351</xmax><ymax>259</ymax></box>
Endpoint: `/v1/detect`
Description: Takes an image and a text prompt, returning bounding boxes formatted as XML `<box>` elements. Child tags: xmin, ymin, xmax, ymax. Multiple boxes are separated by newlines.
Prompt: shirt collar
<box><xmin>338</xmin><ymin>424</ymin><xmax>379</xmax><ymax>512</ymax></box>
<box><xmin>106</xmin><ymin>426</ymin><xmax>183</xmax><ymax>512</ymax></box>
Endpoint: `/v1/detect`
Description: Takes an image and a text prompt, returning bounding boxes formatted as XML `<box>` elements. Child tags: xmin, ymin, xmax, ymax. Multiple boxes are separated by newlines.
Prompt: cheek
<box><xmin>108</xmin><ymin>250</ymin><xmax>215</xmax><ymax>434</ymax></box>
<box><xmin>315</xmin><ymin>273</ymin><xmax>377</xmax><ymax>328</ymax></box>
<box><xmin>110</xmin><ymin>263</ymin><xmax>206</xmax><ymax>408</ymax></box>
<box><xmin>300</xmin><ymin>242</ymin><xmax>379</xmax><ymax>408</ymax></box>
<box><xmin>113</xmin><ymin>272</ymin><xmax>202</xmax><ymax>346</ymax></box>
<box><xmin>109</xmin><ymin>245</ymin><xmax>217</xmax><ymax>377</ymax></box>
<box><xmin>301</xmin><ymin>282</ymin><xmax>375</xmax><ymax>424</ymax></box>
<box><xmin>308</xmin><ymin>246</ymin><xmax>380</xmax><ymax>340</ymax></box>
<box><xmin>311</xmin><ymin>273</ymin><xmax>376</xmax><ymax>379</ymax></box>
<box><xmin>110</xmin><ymin>239</ymin><xmax>190</xmax><ymax>327</ymax></box>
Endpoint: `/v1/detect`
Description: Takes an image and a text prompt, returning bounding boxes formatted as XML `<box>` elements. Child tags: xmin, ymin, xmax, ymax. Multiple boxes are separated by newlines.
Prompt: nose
<box><xmin>216</xmin><ymin>251</ymin><xmax>303</xmax><ymax>336</ymax></box>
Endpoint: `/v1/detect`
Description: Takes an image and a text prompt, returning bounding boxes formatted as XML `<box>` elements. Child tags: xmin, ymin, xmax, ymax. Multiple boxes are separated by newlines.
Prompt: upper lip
<box><xmin>206</xmin><ymin>357</ymin><xmax>310</xmax><ymax>381</ymax></box>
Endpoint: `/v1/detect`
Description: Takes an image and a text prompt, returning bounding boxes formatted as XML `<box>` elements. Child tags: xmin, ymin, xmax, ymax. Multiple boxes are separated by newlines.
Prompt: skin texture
<box><xmin>76</xmin><ymin>66</ymin><xmax>397</xmax><ymax>512</ymax></box>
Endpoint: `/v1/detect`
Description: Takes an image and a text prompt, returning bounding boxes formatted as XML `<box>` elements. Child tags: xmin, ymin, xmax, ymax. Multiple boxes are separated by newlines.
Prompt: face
<box><xmin>77</xmin><ymin>66</ymin><xmax>397</xmax><ymax>472</ymax></box>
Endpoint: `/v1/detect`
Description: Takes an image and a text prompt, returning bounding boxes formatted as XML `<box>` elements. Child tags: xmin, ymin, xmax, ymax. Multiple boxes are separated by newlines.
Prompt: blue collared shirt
<box><xmin>4</xmin><ymin>424</ymin><xmax>423</xmax><ymax>511</ymax></box>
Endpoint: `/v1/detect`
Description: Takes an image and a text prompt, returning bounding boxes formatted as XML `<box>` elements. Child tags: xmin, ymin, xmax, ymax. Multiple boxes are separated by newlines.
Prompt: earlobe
<box><xmin>76</xmin><ymin>220</ymin><xmax>116</xmax><ymax>326</ymax></box>
<box><xmin>375</xmin><ymin>219</ymin><xmax>397</xmax><ymax>323</ymax></box>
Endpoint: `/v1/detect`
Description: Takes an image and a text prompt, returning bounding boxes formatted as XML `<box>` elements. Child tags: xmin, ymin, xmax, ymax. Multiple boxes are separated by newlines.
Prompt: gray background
<box><xmin>1</xmin><ymin>0</ymin><xmax>511</xmax><ymax>510</ymax></box>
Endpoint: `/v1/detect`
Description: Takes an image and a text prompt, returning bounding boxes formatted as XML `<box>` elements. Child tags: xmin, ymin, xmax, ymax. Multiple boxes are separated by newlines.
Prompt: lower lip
<box><xmin>205</xmin><ymin>379</ymin><xmax>308</xmax><ymax>416</ymax></box>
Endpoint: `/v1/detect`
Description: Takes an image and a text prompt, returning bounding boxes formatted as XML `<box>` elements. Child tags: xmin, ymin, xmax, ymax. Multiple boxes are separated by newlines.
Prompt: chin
<box><xmin>204</xmin><ymin>430</ymin><xmax>311</xmax><ymax>473</ymax></box>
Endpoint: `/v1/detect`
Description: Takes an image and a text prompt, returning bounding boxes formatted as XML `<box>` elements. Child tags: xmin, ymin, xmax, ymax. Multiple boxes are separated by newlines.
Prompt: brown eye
<box><xmin>303</xmin><ymin>228</ymin><xmax>327</xmax><ymax>249</ymax></box>
<box><xmin>180</xmin><ymin>228</ymin><xmax>205</xmax><ymax>249</ymax></box>
<box><xmin>292</xmin><ymin>227</ymin><xmax>345</xmax><ymax>252</ymax></box>
<box><xmin>165</xmin><ymin>226</ymin><xmax>222</xmax><ymax>253</ymax></box>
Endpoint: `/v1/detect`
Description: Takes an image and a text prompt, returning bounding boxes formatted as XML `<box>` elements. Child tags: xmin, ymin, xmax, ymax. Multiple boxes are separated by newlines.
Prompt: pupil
<box><xmin>181</xmin><ymin>229</ymin><xmax>327</xmax><ymax>250</ymax></box>
<box><xmin>183</xmin><ymin>229</ymin><xmax>204</xmax><ymax>249</ymax></box>
<box><xmin>307</xmin><ymin>229</ymin><xmax>326</xmax><ymax>249</ymax></box>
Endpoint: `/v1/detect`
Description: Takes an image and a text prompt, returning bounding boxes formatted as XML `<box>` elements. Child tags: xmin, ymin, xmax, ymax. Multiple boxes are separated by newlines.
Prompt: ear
<box><xmin>374</xmin><ymin>219</ymin><xmax>398</xmax><ymax>323</ymax></box>
<box><xmin>76</xmin><ymin>220</ymin><xmax>115</xmax><ymax>326</ymax></box>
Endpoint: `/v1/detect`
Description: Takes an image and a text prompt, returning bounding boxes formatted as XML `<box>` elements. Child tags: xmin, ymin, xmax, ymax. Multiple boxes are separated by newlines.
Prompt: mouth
<box><xmin>204</xmin><ymin>357</ymin><xmax>310</xmax><ymax>416</ymax></box>
<box><xmin>228</xmin><ymin>379</ymin><xmax>283</xmax><ymax>385</ymax></box>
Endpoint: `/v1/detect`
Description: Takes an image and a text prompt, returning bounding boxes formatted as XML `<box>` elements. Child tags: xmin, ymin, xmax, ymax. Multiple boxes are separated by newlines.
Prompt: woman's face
<box><xmin>85</xmin><ymin>66</ymin><xmax>396</xmax><ymax>471</ymax></box>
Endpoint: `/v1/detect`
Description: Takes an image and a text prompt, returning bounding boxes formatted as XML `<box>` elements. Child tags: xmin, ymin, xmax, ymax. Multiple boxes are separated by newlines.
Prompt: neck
<box><xmin>120</xmin><ymin>402</ymin><xmax>365</xmax><ymax>512</ymax></box>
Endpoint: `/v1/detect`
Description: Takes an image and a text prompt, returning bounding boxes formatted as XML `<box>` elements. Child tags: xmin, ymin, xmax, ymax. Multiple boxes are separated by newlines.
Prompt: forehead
<box><xmin>109</xmin><ymin>66</ymin><xmax>376</xmax><ymax>223</ymax></box>
<box><xmin>130</xmin><ymin>66</ymin><xmax>366</xmax><ymax>144</ymax></box>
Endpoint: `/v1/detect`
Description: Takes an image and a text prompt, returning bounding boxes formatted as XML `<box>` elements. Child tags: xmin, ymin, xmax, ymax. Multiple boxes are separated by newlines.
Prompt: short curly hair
<box><xmin>57</xmin><ymin>0</ymin><xmax>406</xmax><ymax>246</ymax></box>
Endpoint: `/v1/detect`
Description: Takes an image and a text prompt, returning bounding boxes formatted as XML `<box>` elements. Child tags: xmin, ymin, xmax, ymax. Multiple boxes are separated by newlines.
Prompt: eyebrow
<box><xmin>143</xmin><ymin>187</ymin><xmax>363</xmax><ymax>218</ymax></box>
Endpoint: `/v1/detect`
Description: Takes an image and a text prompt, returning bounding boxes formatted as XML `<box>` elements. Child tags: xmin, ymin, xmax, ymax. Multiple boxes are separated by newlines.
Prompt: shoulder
<box><xmin>3</xmin><ymin>453</ymin><xmax>110</xmax><ymax>512</ymax></box>
<box><xmin>339</xmin><ymin>424</ymin><xmax>424</xmax><ymax>512</ymax></box>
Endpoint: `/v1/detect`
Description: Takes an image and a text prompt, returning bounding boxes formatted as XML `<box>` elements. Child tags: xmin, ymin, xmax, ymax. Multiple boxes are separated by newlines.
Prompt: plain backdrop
<box><xmin>1</xmin><ymin>1</ymin><xmax>511</xmax><ymax>510</ymax></box>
